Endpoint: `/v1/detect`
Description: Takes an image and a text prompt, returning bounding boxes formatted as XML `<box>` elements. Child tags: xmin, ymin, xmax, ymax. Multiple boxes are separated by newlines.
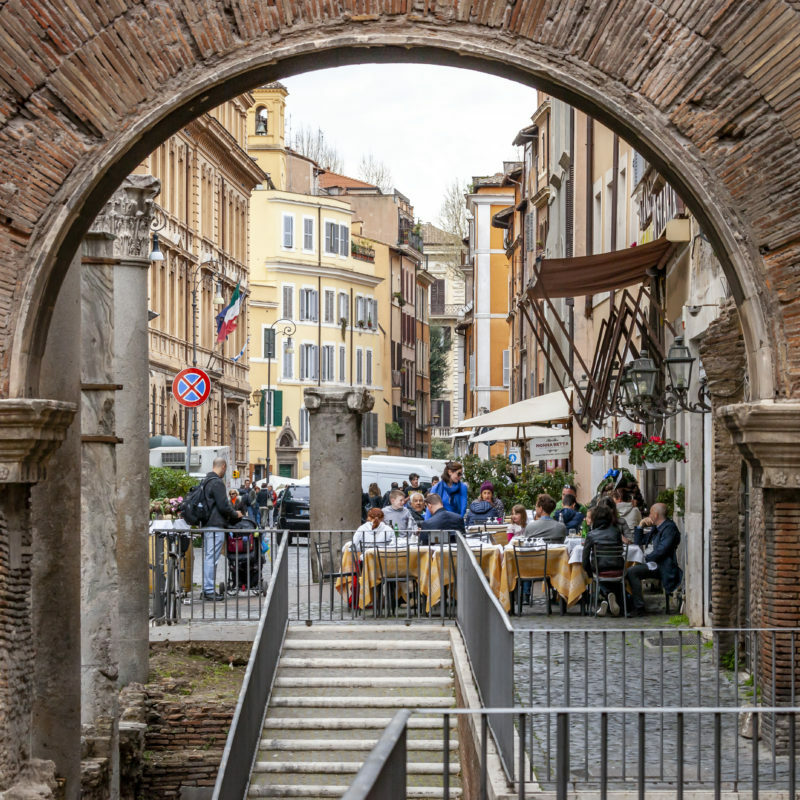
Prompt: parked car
<box><xmin>276</xmin><ymin>484</ymin><xmax>310</xmax><ymax>538</ymax></box>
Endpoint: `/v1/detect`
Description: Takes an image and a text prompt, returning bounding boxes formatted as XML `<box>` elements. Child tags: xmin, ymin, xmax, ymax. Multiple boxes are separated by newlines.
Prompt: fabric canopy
<box><xmin>457</xmin><ymin>388</ymin><xmax>573</xmax><ymax>428</ymax></box>
<box><xmin>529</xmin><ymin>237</ymin><xmax>674</xmax><ymax>299</ymax></box>
<box><xmin>469</xmin><ymin>425</ymin><xmax>569</xmax><ymax>443</ymax></box>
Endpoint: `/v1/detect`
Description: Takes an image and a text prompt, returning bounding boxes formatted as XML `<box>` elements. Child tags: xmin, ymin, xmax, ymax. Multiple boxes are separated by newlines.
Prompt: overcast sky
<box><xmin>281</xmin><ymin>64</ymin><xmax>538</xmax><ymax>224</ymax></box>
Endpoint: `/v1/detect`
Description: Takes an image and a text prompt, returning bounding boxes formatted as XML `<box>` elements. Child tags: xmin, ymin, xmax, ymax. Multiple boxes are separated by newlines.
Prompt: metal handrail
<box><xmin>455</xmin><ymin>533</ymin><xmax>515</xmax><ymax>780</ymax></box>
<box><xmin>212</xmin><ymin>533</ymin><xmax>289</xmax><ymax>800</ymax></box>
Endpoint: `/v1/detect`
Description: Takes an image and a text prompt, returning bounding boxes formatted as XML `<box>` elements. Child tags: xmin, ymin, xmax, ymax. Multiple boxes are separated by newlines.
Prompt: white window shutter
<box><xmin>502</xmin><ymin>349</ymin><xmax>510</xmax><ymax>387</ymax></box>
<box><xmin>283</xmin><ymin>286</ymin><xmax>293</xmax><ymax>319</ymax></box>
<box><xmin>340</xmin><ymin>224</ymin><xmax>349</xmax><ymax>256</ymax></box>
<box><xmin>283</xmin><ymin>215</ymin><xmax>294</xmax><ymax>248</ymax></box>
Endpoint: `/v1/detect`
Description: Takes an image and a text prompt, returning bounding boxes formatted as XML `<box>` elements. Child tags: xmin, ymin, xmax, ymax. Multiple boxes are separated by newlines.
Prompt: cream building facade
<box><xmin>139</xmin><ymin>95</ymin><xmax>264</xmax><ymax>477</ymax></box>
<box><xmin>246</xmin><ymin>85</ymin><xmax>391</xmax><ymax>480</ymax></box>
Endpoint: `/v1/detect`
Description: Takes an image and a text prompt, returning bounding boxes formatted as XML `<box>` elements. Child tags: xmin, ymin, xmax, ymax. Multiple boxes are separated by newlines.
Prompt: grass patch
<box><xmin>667</xmin><ymin>614</ymin><xmax>690</xmax><ymax>627</ymax></box>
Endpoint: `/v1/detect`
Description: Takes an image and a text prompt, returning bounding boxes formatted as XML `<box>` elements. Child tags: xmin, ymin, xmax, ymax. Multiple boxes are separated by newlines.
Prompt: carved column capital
<box><xmin>304</xmin><ymin>386</ymin><xmax>374</xmax><ymax>415</ymax></box>
<box><xmin>719</xmin><ymin>400</ymin><xmax>800</xmax><ymax>488</ymax></box>
<box><xmin>0</xmin><ymin>399</ymin><xmax>76</xmax><ymax>483</ymax></box>
<box><xmin>88</xmin><ymin>174</ymin><xmax>161</xmax><ymax>261</ymax></box>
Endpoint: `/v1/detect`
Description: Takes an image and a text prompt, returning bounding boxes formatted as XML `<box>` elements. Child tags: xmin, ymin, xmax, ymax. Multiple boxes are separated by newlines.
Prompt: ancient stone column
<box><xmin>0</xmin><ymin>400</ymin><xmax>76</xmax><ymax>796</ymax></box>
<box><xmin>304</xmin><ymin>387</ymin><xmax>373</xmax><ymax>580</ymax></box>
<box><xmin>91</xmin><ymin>175</ymin><xmax>160</xmax><ymax>686</ymax></box>
<box><xmin>720</xmin><ymin>400</ymin><xmax>800</xmax><ymax>748</ymax></box>
<box><xmin>80</xmin><ymin>230</ymin><xmax>121</xmax><ymax>797</ymax></box>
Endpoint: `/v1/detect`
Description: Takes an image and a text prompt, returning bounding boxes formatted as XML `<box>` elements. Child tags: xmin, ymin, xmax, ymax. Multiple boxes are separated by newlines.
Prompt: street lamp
<box><xmin>261</xmin><ymin>318</ymin><xmax>296</xmax><ymax>486</ymax></box>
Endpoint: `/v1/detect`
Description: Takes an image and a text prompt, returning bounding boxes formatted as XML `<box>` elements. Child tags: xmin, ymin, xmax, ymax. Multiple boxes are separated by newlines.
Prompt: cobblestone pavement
<box><xmin>511</xmin><ymin>593</ymin><xmax>794</xmax><ymax>789</ymax></box>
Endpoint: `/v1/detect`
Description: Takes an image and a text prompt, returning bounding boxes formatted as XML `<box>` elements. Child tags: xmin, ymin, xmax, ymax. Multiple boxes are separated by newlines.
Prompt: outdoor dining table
<box><xmin>336</xmin><ymin>538</ymin><xmax>503</xmax><ymax>611</ymax></box>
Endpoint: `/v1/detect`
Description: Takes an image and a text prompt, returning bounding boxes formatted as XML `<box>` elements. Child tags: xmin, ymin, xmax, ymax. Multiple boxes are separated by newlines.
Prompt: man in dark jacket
<box><xmin>202</xmin><ymin>458</ymin><xmax>242</xmax><ymax>600</ymax></box>
<box><xmin>628</xmin><ymin>502</ymin><xmax>683</xmax><ymax>616</ymax></box>
<box><xmin>581</xmin><ymin>504</ymin><xmax>624</xmax><ymax>617</ymax></box>
<box><xmin>419</xmin><ymin>493</ymin><xmax>466</xmax><ymax>544</ymax></box>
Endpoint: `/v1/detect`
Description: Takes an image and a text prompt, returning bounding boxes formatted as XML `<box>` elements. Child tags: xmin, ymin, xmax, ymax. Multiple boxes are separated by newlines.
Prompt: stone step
<box><xmin>251</xmin><ymin>761</ymin><xmax>461</xmax><ymax>775</ymax></box>
<box><xmin>278</xmin><ymin>657</ymin><xmax>452</xmax><ymax>669</ymax></box>
<box><xmin>259</xmin><ymin>738</ymin><xmax>458</xmax><ymax>752</ymax></box>
<box><xmin>269</xmin><ymin>695</ymin><xmax>455</xmax><ymax>709</ymax></box>
<box><xmin>273</xmin><ymin>675</ymin><xmax>453</xmax><ymax>688</ymax></box>
<box><xmin>247</xmin><ymin>786</ymin><xmax>462</xmax><ymax>798</ymax></box>
<box><xmin>282</xmin><ymin>639</ymin><xmax>450</xmax><ymax>651</ymax></box>
<box><xmin>285</xmin><ymin>624</ymin><xmax>452</xmax><ymax>639</ymax></box>
<box><xmin>274</xmin><ymin>665</ymin><xmax>453</xmax><ymax>679</ymax></box>
<box><xmin>271</xmin><ymin>685</ymin><xmax>452</xmax><ymax>699</ymax></box>
<box><xmin>262</xmin><ymin>716</ymin><xmax>456</xmax><ymax>730</ymax></box>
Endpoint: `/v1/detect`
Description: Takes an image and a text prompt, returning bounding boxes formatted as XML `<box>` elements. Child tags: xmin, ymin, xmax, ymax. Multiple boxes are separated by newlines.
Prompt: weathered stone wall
<box><xmin>1</xmin><ymin>1</ymin><xmax>799</xmax><ymax>406</ymax></box>
<box><xmin>698</xmin><ymin>301</ymin><xmax>746</xmax><ymax>631</ymax></box>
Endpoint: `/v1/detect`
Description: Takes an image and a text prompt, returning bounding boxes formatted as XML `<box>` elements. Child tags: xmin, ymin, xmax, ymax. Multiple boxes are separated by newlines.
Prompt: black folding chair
<box><xmin>374</xmin><ymin>538</ymin><xmax>414</xmax><ymax>618</ymax></box>
<box><xmin>313</xmin><ymin>539</ymin><xmax>359</xmax><ymax>619</ymax></box>
<box><xmin>512</xmin><ymin>542</ymin><xmax>552</xmax><ymax>616</ymax></box>
<box><xmin>591</xmin><ymin>542</ymin><xmax>629</xmax><ymax>617</ymax></box>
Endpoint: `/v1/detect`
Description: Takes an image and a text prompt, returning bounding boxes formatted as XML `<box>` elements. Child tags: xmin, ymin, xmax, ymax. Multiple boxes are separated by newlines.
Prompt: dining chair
<box><xmin>512</xmin><ymin>542</ymin><xmax>552</xmax><ymax>616</ymax></box>
<box><xmin>374</xmin><ymin>538</ymin><xmax>414</xmax><ymax>618</ymax></box>
<box><xmin>313</xmin><ymin>540</ymin><xmax>360</xmax><ymax>620</ymax></box>
<box><xmin>591</xmin><ymin>542</ymin><xmax>629</xmax><ymax>617</ymax></box>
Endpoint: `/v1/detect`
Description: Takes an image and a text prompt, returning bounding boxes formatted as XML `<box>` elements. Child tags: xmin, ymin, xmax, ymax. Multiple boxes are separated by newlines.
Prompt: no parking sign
<box><xmin>172</xmin><ymin>368</ymin><xmax>211</xmax><ymax>407</ymax></box>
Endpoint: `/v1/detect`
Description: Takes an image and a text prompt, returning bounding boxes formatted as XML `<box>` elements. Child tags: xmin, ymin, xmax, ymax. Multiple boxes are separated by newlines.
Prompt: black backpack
<box><xmin>180</xmin><ymin>477</ymin><xmax>214</xmax><ymax>526</ymax></box>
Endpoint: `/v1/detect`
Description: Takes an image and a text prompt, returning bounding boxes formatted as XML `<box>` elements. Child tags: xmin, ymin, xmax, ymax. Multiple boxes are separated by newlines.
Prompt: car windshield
<box><xmin>286</xmin><ymin>486</ymin><xmax>309</xmax><ymax>501</ymax></box>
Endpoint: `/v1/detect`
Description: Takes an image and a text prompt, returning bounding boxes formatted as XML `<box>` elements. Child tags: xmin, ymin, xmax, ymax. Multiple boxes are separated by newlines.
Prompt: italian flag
<box><xmin>216</xmin><ymin>282</ymin><xmax>242</xmax><ymax>342</ymax></box>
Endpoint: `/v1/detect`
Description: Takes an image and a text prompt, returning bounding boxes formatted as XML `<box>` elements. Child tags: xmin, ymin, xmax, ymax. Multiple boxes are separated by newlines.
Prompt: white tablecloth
<box><xmin>566</xmin><ymin>539</ymin><xmax>646</xmax><ymax>565</ymax></box>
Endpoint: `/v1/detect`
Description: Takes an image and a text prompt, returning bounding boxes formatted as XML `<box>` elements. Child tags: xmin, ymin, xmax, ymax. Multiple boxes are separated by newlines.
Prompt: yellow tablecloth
<box><xmin>495</xmin><ymin>543</ymin><xmax>591</xmax><ymax>612</ymax></box>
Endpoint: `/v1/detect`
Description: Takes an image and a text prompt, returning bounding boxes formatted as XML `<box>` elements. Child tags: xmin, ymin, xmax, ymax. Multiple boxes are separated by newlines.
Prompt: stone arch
<box><xmin>1</xmin><ymin>11</ymin><xmax>800</xmax><ymax>403</ymax></box>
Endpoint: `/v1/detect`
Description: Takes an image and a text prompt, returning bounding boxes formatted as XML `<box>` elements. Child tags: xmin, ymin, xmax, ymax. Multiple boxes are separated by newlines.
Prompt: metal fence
<box><xmin>149</xmin><ymin>526</ymin><xmax>274</xmax><ymax>622</ymax></box>
<box><xmin>212</xmin><ymin>534</ymin><xmax>288</xmax><ymax>800</ymax></box>
<box><xmin>455</xmin><ymin>533</ymin><xmax>515</xmax><ymax>780</ymax></box>
<box><xmin>343</xmin><ymin>706</ymin><xmax>800</xmax><ymax>800</ymax></box>
<box><xmin>514</xmin><ymin>626</ymin><xmax>800</xmax><ymax>786</ymax></box>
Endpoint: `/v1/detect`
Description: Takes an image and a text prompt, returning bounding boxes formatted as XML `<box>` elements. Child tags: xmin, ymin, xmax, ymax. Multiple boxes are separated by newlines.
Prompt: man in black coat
<box><xmin>202</xmin><ymin>458</ymin><xmax>242</xmax><ymax>600</ymax></box>
<box><xmin>419</xmin><ymin>493</ymin><xmax>466</xmax><ymax>544</ymax></box>
<box><xmin>628</xmin><ymin>502</ymin><xmax>683</xmax><ymax>616</ymax></box>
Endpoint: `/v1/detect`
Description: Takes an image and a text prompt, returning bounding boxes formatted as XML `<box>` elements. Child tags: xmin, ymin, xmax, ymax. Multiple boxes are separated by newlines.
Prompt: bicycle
<box><xmin>158</xmin><ymin>529</ymin><xmax>192</xmax><ymax>625</ymax></box>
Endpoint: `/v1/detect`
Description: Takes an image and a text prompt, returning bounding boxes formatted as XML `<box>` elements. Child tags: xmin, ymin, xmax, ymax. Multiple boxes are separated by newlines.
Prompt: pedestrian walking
<box><xmin>201</xmin><ymin>458</ymin><xmax>242</xmax><ymax>601</ymax></box>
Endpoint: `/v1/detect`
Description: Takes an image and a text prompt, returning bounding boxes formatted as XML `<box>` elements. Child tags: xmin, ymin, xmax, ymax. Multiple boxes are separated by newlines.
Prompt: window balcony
<box><xmin>351</xmin><ymin>242</ymin><xmax>375</xmax><ymax>262</ymax></box>
<box><xmin>398</xmin><ymin>228</ymin><xmax>424</xmax><ymax>253</ymax></box>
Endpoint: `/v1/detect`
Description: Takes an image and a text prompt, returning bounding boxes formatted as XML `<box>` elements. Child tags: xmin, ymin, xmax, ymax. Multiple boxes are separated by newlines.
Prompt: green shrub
<box><xmin>149</xmin><ymin>467</ymin><xmax>196</xmax><ymax>500</ymax></box>
<box><xmin>461</xmin><ymin>454</ymin><xmax>574</xmax><ymax>510</ymax></box>
<box><xmin>431</xmin><ymin>438</ymin><xmax>453</xmax><ymax>460</ymax></box>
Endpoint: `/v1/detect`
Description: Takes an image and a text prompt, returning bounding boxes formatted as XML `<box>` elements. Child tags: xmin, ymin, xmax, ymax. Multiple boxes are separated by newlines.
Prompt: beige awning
<box><xmin>529</xmin><ymin>238</ymin><xmax>674</xmax><ymax>299</ymax></box>
<box><xmin>469</xmin><ymin>425</ymin><xmax>569</xmax><ymax>443</ymax></box>
<box><xmin>457</xmin><ymin>388</ymin><xmax>573</xmax><ymax>428</ymax></box>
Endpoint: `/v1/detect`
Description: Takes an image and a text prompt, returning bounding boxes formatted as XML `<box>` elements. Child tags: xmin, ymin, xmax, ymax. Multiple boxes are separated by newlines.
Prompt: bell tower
<box><xmin>246</xmin><ymin>82</ymin><xmax>289</xmax><ymax>190</ymax></box>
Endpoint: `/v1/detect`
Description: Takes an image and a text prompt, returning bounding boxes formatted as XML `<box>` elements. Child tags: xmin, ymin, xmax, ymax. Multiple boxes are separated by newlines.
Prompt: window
<box><xmin>339</xmin><ymin>223</ymin><xmax>349</xmax><ymax>256</ymax></box>
<box><xmin>361</xmin><ymin>412</ymin><xmax>379</xmax><ymax>448</ymax></box>
<box><xmin>324</xmin><ymin>221</ymin><xmax>339</xmax><ymax>255</ymax></box>
<box><xmin>355</xmin><ymin>295</ymin><xmax>365</xmax><ymax>325</ymax></box>
<box><xmin>300</xmin><ymin>343</ymin><xmax>319</xmax><ymax>381</ymax></box>
<box><xmin>299</xmin><ymin>407</ymin><xmax>309</xmax><ymax>444</ymax></box>
<box><xmin>303</xmin><ymin>217</ymin><xmax>314</xmax><ymax>252</ymax></box>
<box><xmin>321</xmin><ymin>344</ymin><xmax>335</xmax><ymax>382</ymax></box>
<box><xmin>282</xmin><ymin>285</ymin><xmax>294</xmax><ymax>319</ymax></box>
<box><xmin>366</xmin><ymin>349</ymin><xmax>373</xmax><ymax>385</ymax></box>
<box><xmin>502</xmin><ymin>349</ymin><xmax>510</xmax><ymax>387</ymax></box>
<box><xmin>282</xmin><ymin>214</ymin><xmax>294</xmax><ymax>249</ymax></box>
<box><xmin>430</xmin><ymin>279</ymin><xmax>445</xmax><ymax>315</ymax></box>
<box><xmin>338</xmin><ymin>291</ymin><xmax>349</xmax><ymax>323</ymax></box>
<box><xmin>263</xmin><ymin>328</ymin><xmax>275</xmax><ymax>359</ymax></box>
<box><xmin>299</xmin><ymin>288</ymin><xmax>319</xmax><ymax>322</ymax></box>
<box><xmin>339</xmin><ymin>345</ymin><xmax>346</xmax><ymax>382</ymax></box>
<box><xmin>324</xmin><ymin>289</ymin><xmax>335</xmax><ymax>323</ymax></box>
<box><xmin>356</xmin><ymin>348</ymin><xmax>363</xmax><ymax>384</ymax></box>
<box><xmin>367</xmin><ymin>299</ymin><xmax>378</xmax><ymax>329</ymax></box>
<box><xmin>282</xmin><ymin>338</ymin><xmax>294</xmax><ymax>379</ymax></box>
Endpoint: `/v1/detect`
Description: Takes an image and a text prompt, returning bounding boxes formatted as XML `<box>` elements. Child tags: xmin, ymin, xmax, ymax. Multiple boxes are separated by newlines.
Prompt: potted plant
<box><xmin>385</xmin><ymin>421</ymin><xmax>403</xmax><ymax>443</ymax></box>
<box><xmin>357</xmin><ymin>319</ymin><xmax>365</xmax><ymax>329</ymax></box>
<box><xmin>366</xmin><ymin>316</ymin><xmax>373</xmax><ymax>330</ymax></box>
<box><xmin>392</xmin><ymin>291</ymin><xmax>406</xmax><ymax>307</ymax></box>
<box><xmin>585</xmin><ymin>430</ymin><xmax>686</xmax><ymax>468</ymax></box>
<box><xmin>339</xmin><ymin>316</ymin><xmax>348</xmax><ymax>340</ymax></box>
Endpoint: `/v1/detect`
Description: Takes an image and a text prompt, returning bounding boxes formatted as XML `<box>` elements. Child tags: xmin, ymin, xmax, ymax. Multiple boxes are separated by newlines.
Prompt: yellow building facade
<box><xmin>245</xmin><ymin>85</ymin><xmax>392</xmax><ymax>480</ymax></box>
<box><xmin>139</xmin><ymin>95</ymin><xmax>264</xmax><ymax>476</ymax></box>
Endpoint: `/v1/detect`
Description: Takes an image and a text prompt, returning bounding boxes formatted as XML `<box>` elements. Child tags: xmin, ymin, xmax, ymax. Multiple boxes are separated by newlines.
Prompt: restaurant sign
<box><xmin>528</xmin><ymin>436</ymin><xmax>571</xmax><ymax>459</ymax></box>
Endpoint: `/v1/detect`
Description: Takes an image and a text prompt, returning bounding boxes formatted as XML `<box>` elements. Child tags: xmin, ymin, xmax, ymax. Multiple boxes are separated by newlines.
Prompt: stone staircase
<box><xmin>248</xmin><ymin>624</ymin><xmax>461</xmax><ymax>798</ymax></box>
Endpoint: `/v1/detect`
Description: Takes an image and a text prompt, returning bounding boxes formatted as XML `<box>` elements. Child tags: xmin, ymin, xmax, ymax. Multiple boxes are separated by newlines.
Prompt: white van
<box><xmin>361</xmin><ymin>456</ymin><xmax>446</xmax><ymax>495</ymax></box>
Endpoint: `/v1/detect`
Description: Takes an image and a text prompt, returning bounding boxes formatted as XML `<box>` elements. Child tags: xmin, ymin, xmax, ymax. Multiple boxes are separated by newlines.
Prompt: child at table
<box><xmin>506</xmin><ymin>505</ymin><xmax>528</xmax><ymax>542</ymax></box>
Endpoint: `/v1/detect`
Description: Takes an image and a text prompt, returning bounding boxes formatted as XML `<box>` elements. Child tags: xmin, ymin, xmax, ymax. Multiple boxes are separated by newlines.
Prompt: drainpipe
<box><xmin>318</xmin><ymin>206</ymin><xmax>322</xmax><ymax>386</ymax></box>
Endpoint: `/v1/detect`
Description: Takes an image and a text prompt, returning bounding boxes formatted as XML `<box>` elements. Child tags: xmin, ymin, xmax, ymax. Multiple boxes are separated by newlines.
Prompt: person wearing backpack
<box><xmin>200</xmin><ymin>457</ymin><xmax>242</xmax><ymax>600</ymax></box>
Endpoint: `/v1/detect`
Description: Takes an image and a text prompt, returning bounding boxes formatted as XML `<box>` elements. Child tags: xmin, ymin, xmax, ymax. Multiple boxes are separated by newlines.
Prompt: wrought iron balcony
<box><xmin>398</xmin><ymin>228</ymin><xmax>424</xmax><ymax>253</ymax></box>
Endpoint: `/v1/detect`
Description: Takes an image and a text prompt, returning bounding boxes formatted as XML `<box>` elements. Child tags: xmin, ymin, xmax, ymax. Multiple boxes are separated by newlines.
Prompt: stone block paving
<box><xmin>511</xmin><ymin>594</ymin><xmax>796</xmax><ymax>790</ymax></box>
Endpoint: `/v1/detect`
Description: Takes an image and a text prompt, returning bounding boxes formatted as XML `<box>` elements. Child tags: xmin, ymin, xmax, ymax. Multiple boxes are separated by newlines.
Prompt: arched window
<box><xmin>255</xmin><ymin>106</ymin><xmax>268</xmax><ymax>136</ymax></box>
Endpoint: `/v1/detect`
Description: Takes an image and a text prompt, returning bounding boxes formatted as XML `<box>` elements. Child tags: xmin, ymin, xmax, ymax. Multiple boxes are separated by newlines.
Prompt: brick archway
<box><xmin>1</xmin><ymin>4</ymin><xmax>799</xmax><ymax>402</ymax></box>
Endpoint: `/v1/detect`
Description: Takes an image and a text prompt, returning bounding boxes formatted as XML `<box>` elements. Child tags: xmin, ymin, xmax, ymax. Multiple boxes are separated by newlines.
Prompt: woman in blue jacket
<box><xmin>428</xmin><ymin>461</ymin><xmax>468</xmax><ymax>518</ymax></box>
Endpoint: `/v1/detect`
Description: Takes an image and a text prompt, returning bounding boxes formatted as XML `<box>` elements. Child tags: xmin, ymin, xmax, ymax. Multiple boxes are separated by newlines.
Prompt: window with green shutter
<box><xmin>272</xmin><ymin>390</ymin><xmax>283</xmax><ymax>428</ymax></box>
<box><xmin>259</xmin><ymin>391</ymin><xmax>266</xmax><ymax>426</ymax></box>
